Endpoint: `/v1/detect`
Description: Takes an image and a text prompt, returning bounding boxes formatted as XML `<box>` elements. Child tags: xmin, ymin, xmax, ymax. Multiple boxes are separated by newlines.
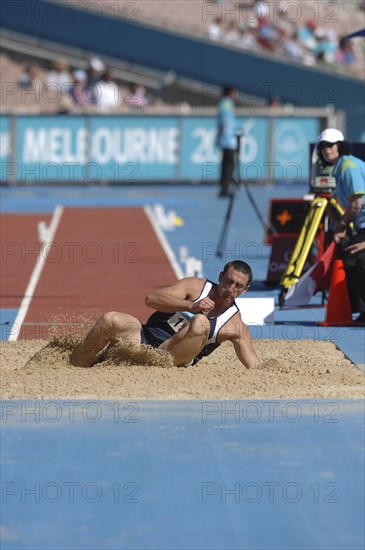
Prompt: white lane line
<box><xmin>144</xmin><ymin>205</ymin><xmax>184</xmax><ymax>280</ymax></box>
<box><xmin>8</xmin><ymin>205</ymin><xmax>64</xmax><ymax>341</ymax></box>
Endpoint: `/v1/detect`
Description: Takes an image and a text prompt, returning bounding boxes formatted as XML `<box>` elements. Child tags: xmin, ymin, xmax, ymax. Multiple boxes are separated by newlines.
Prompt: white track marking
<box><xmin>144</xmin><ymin>205</ymin><xmax>184</xmax><ymax>280</ymax></box>
<box><xmin>8</xmin><ymin>205</ymin><xmax>64</xmax><ymax>341</ymax></box>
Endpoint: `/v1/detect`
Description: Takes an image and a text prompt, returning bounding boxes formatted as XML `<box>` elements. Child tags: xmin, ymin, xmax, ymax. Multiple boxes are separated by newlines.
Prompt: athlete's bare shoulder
<box><xmin>170</xmin><ymin>276</ymin><xmax>207</xmax><ymax>300</ymax></box>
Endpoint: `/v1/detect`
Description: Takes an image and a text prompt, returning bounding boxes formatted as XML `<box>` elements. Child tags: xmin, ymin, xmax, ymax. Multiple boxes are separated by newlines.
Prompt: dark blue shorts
<box><xmin>140</xmin><ymin>325</ymin><xmax>172</xmax><ymax>348</ymax></box>
<box><xmin>140</xmin><ymin>323</ymin><xmax>219</xmax><ymax>366</ymax></box>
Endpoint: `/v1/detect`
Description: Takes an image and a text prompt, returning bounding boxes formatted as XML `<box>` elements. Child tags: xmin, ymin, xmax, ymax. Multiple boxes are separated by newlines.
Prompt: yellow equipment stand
<box><xmin>278</xmin><ymin>194</ymin><xmax>344</xmax><ymax>306</ymax></box>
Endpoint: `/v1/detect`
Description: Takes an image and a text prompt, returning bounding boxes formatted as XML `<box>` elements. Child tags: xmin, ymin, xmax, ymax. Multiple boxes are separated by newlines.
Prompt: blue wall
<box><xmin>1</xmin><ymin>0</ymin><xmax>364</xmax><ymax>141</ymax></box>
<box><xmin>1</xmin><ymin>115</ymin><xmax>319</xmax><ymax>183</ymax></box>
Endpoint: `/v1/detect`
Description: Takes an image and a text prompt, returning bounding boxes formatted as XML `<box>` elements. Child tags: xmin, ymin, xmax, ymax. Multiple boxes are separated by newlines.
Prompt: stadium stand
<box><xmin>52</xmin><ymin>0</ymin><xmax>365</xmax><ymax>77</ymax></box>
<box><xmin>1</xmin><ymin>0</ymin><xmax>363</xmax><ymax>139</ymax></box>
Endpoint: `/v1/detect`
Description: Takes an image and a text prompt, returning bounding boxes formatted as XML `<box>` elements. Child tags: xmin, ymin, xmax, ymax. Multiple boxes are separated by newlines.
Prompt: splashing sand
<box><xmin>26</xmin><ymin>336</ymin><xmax>174</xmax><ymax>369</ymax></box>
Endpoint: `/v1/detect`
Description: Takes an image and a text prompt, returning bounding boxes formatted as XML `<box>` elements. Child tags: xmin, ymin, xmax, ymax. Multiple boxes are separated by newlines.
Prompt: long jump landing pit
<box><xmin>1</xmin><ymin>337</ymin><xmax>364</xmax><ymax>400</ymax></box>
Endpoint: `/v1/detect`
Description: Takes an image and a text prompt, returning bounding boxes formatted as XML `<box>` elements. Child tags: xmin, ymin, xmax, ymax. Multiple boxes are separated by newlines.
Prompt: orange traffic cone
<box><xmin>321</xmin><ymin>259</ymin><xmax>353</xmax><ymax>326</ymax></box>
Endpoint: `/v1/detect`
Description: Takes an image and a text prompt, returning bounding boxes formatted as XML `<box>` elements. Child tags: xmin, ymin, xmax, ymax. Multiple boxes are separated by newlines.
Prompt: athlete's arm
<box><xmin>145</xmin><ymin>278</ymin><xmax>213</xmax><ymax>314</ymax></box>
<box><xmin>232</xmin><ymin>332</ymin><xmax>261</xmax><ymax>369</ymax></box>
<box><xmin>219</xmin><ymin>315</ymin><xmax>261</xmax><ymax>369</ymax></box>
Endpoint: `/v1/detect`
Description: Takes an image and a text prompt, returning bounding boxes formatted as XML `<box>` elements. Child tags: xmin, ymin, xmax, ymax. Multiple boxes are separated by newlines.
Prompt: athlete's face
<box><xmin>218</xmin><ymin>268</ymin><xmax>250</xmax><ymax>302</ymax></box>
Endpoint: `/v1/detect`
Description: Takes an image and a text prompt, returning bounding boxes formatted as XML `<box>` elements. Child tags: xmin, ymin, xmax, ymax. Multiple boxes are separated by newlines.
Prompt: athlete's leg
<box><xmin>70</xmin><ymin>311</ymin><xmax>142</xmax><ymax>367</ymax></box>
<box><xmin>159</xmin><ymin>314</ymin><xmax>210</xmax><ymax>366</ymax></box>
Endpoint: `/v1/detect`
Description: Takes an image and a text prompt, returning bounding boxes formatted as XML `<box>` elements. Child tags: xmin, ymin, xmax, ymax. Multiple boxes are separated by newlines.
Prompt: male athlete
<box><xmin>70</xmin><ymin>260</ymin><xmax>261</xmax><ymax>369</ymax></box>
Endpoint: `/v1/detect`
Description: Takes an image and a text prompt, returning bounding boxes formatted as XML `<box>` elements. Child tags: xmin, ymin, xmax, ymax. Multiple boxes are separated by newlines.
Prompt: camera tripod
<box><xmin>216</xmin><ymin>134</ymin><xmax>278</xmax><ymax>258</ymax></box>
<box><xmin>278</xmin><ymin>194</ymin><xmax>345</xmax><ymax>306</ymax></box>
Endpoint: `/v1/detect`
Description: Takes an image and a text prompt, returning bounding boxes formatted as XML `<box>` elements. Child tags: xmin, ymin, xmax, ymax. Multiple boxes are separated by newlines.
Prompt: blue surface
<box><xmin>334</xmin><ymin>327</ymin><xmax>365</xmax><ymax>371</ymax></box>
<box><xmin>0</xmin><ymin>310</ymin><xmax>17</xmax><ymax>341</ymax></box>
<box><xmin>1</xmin><ymin>400</ymin><xmax>364</xmax><ymax>550</ymax></box>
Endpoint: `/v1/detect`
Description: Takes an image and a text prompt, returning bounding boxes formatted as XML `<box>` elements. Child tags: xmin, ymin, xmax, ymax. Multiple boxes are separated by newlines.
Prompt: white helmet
<box><xmin>312</xmin><ymin>128</ymin><xmax>345</xmax><ymax>163</ymax></box>
<box><xmin>316</xmin><ymin>128</ymin><xmax>344</xmax><ymax>145</ymax></box>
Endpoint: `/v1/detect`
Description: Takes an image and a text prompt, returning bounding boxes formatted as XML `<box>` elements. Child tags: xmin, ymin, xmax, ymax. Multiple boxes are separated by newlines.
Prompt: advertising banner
<box><xmin>1</xmin><ymin>115</ymin><xmax>319</xmax><ymax>183</ymax></box>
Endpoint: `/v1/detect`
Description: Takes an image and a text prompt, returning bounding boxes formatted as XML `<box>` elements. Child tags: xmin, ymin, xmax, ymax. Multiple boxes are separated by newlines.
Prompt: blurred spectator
<box><xmin>236</xmin><ymin>26</ymin><xmax>258</xmax><ymax>51</ymax></box>
<box><xmin>208</xmin><ymin>17</ymin><xmax>223</xmax><ymax>41</ymax></box>
<box><xmin>254</xmin><ymin>1</ymin><xmax>269</xmax><ymax>18</ymax></box>
<box><xmin>313</xmin><ymin>27</ymin><xmax>337</xmax><ymax>64</ymax></box>
<box><xmin>225</xmin><ymin>21</ymin><xmax>240</xmax><ymax>43</ymax></box>
<box><xmin>47</xmin><ymin>59</ymin><xmax>72</xmax><ymax>94</ymax></box>
<box><xmin>18</xmin><ymin>63</ymin><xmax>35</xmax><ymax>90</ymax></box>
<box><xmin>257</xmin><ymin>19</ymin><xmax>278</xmax><ymax>50</ymax></box>
<box><xmin>125</xmin><ymin>83</ymin><xmax>148</xmax><ymax>107</ymax></box>
<box><xmin>86</xmin><ymin>57</ymin><xmax>105</xmax><ymax>103</ymax></box>
<box><xmin>71</xmin><ymin>70</ymin><xmax>90</xmax><ymax>107</ymax></box>
<box><xmin>298</xmin><ymin>19</ymin><xmax>317</xmax><ymax>52</ymax></box>
<box><xmin>95</xmin><ymin>71</ymin><xmax>120</xmax><ymax>112</ymax></box>
<box><xmin>282</xmin><ymin>32</ymin><xmax>305</xmax><ymax>62</ymax></box>
<box><xmin>277</xmin><ymin>1</ymin><xmax>288</xmax><ymax>16</ymax></box>
<box><xmin>268</xmin><ymin>95</ymin><xmax>281</xmax><ymax>107</ymax></box>
<box><xmin>335</xmin><ymin>38</ymin><xmax>357</xmax><ymax>66</ymax></box>
<box><xmin>57</xmin><ymin>93</ymin><xmax>74</xmax><ymax>115</ymax></box>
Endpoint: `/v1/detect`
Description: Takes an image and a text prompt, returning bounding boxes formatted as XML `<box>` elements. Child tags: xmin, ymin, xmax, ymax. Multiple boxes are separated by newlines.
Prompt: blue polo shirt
<box><xmin>217</xmin><ymin>97</ymin><xmax>237</xmax><ymax>150</ymax></box>
<box><xmin>333</xmin><ymin>155</ymin><xmax>365</xmax><ymax>231</ymax></box>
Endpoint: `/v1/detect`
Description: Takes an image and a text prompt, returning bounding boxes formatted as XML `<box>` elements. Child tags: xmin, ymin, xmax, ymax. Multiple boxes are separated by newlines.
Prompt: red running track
<box><xmin>1</xmin><ymin>208</ymin><xmax>178</xmax><ymax>340</ymax></box>
<box><xmin>1</xmin><ymin>213</ymin><xmax>51</xmax><ymax>309</ymax></box>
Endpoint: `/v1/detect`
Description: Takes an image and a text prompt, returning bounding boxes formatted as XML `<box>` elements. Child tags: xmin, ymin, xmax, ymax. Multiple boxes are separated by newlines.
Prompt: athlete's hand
<box><xmin>192</xmin><ymin>297</ymin><xmax>215</xmax><ymax>315</ymax></box>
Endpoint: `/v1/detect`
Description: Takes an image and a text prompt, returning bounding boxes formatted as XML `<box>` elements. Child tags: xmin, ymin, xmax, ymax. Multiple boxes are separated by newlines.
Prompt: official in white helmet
<box><xmin>316</xmin><ymin>128</ymin><xmax>365</xmax><ymax>323</ymax></box>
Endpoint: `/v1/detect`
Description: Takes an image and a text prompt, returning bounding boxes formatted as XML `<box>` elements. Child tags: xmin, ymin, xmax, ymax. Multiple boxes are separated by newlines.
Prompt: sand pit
<box><xmin>1</xmin><ymin>337</ymin><xmax>364</xmax><ymax>400</ymax></box>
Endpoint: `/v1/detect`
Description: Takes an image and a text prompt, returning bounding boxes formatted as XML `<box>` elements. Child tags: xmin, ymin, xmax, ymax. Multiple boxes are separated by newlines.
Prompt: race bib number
<box><xmin>167</xmin><ymin>311</ymin><xmax>194</xmax><ymax>333</ymax></box>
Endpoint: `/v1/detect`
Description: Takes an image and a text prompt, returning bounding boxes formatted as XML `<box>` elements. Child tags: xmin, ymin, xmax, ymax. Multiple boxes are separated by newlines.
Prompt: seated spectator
<box><xmin>125</xmin><ymin>83</ymin><xmax>148</xmax><ymax>108</ymax></box>
<box><xmin>254</xmin><ymin>1</ymin><xmax>269</xmax><ymax>19</ymax></box>
<box><xmin>257</xmin><ymin>18</ymin><xmax>278</xmax><ymax>50</ymax></box>
<box><xmin>282</xmin><ymin>32</ymin><xmax>305</xmax><ymax>61</ymax></box>
<box><xmin>71</xmin><ymin>70</ymin><xmax>90</xmax><ymax>107</ymax></box>
<box><xmin>335</xmin><ymin>37</ymin><xmax>357</xmax><ymax>66</ymax></box>
<box><xmin>18</xmin><ymin>63</ymin><xmax>35</xmax><ymax>90</ymax></box>
<box><xmin>298</xmin><ymin>19</ymin><xmax>317</xmax><ymax>52</ymax></box>
<box><xmin>208</xmin><ymin>17</ymin><xmax>223</xmax><ymax>41</ymax></box>
<box><xmin>224</xmin><ymin>21</ymin><xmax>240</xmax><ymax>44</ymax></box>
<box><xmin>95</xmin><ymin>71</ymin><xmax>120</xmax><ymax>112</ymax></box>
<box><xmin>86</xmin><ymin>57</ymin><xmax>105</xmax><ymax>103</ymax></box>
<box><xmin>236</xmin><ymin>26</ymin><xmax>258</xmax><ymax>51</ymax></box>
<box><xmin>268</xmin><ymin>95</ymin><xmax>281</xmax><ymax>107</ymax></box>
<box><xmin>314</xmin><ymin>27</ymin><xmax>337</xmax><ymax>64</ymax></box>
<box><xmin>47</xmin><ymin>59</ymin><xmax>72</xmax><ymax>94</ymax></box>
<box><xmin>57</xmin><ymin>92</ymin><xmax>74</xmax><ymax>115</ymax></box>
